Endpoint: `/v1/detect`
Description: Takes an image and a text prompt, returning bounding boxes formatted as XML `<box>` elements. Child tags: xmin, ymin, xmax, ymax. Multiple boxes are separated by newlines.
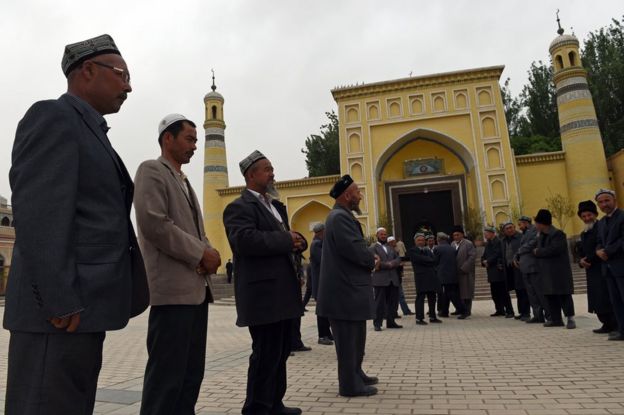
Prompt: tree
<box><xmin>301</xmin><ymin>111</ymin><xmax>340</xmax><ymax>177</ymax></box>
<box><xmin>519</xmin><ymin>61</ymin><xmax>560</xmax><ymax>139</ymax></box>
<box><xmin>545</xmin><ymin>192</ymin><xmax>575</xmax><ymax>231</ymax></box>
<box><xmin>582</xmin><ymin>16</ymin><xmax>624</xmax><ymax>156</ymax></box>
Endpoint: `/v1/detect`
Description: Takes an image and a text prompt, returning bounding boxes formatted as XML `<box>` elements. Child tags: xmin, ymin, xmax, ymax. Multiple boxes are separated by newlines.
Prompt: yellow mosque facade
<box><xmin>202</xmin><ymin>30</ymin><xmax>623</xmax><ymax>268</ymax></box>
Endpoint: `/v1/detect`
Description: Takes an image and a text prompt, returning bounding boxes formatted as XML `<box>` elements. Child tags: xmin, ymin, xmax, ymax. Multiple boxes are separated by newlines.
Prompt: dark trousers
<box><xmin>243</xmin><ymin>319</ymin><xmax>292</xmax><ymax>415</ymax></box>
<box><xmin>398</xmin><ymin>283</ymin><xmax>412</xmax><ymax>314</ymax></box>
<box><xmin>329</xmin><ymin>319</ymin><xmax>368</xmax><ymax>395</ymax></box>
<box><xmin>373</xmin><ymin>283</ymin><xmax>399</xmax><ymax>327</ymax></box>
<box><xmin>490</xmin><ymin>281</ymin><xmax>514</xmax><ymax>314</ymax></box>
<box><xmin>5</xmin><ymin>331</ymin><xmax>105</xmax><ymax>415</ymax></box>
<box><xmin>438</xmin><ymin>283</ymin><xmax>465</xmax><ymax>315</ymax></box>
<box><xmin>523</xmin><ymin>272</ymin><xmax>549</xmax><ymax>320</ymax></box>
<box><xmin>546</xmin><ymin>294</ymin><xmax>575</xmax><ymax>323</ymax></box>
<box><xmin>140</xmin><ymin>296</ymin><xmax>209</xmax><ymax>415</ymax></box>
<box><xmin>317</xmin><ymin>315</ymin><xmax>332</xmax><ymax>339</ymax></box>
<box><xmin>291</xmin><ymin>317</ymin><xmax>304</xmax><ymax>349</ymax></box>
<box><xmin>302</xmin><ymin>274</ymin><xmax>312</xmax><ymax>307</ymax></box>
<box><xmin>606</xmin><ymin>274</ymin><xmax>624</xmax><ymax>334</ymax></box>
<box><xmin>415</xmin><ymin>291</ymin><xmax>437</xmax><ymax>321</ymax></box>
<box><xmin>516</xmin><ymin>289</ymin><xmax>531</xmax><ymax>317</ymax></box>
<box><xmin>597</xmin><ymin>312</ymin><xmax>618</xmax><ymax>331</ymax></box>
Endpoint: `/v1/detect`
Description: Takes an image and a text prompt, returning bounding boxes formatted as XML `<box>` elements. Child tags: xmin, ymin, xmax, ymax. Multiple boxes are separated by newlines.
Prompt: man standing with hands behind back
<box><xmin>317</xmin><ymin>175</ymin><xmax>380</xmax><ymax>397</ymax></box>
<box><xmin>4</xmin><ymin>34</ymin><xmax>149</xmax><ymax>414</ymax></box>
<box><xmin>134</xmin><ymin>114</ymin><xmax>221</xmax><ymax>414</ymax></box>
<box><xmin>224</xmin><ymin>150</ymin><xmax>307</xmax><ymax>415</ymax></box>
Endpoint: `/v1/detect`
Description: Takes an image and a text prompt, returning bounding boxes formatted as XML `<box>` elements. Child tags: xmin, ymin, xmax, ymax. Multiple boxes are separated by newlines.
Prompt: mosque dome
<box><xmin>549</xmin><ymin>33</ymin><xmax>579</xmax><ymax>54</ymax></box>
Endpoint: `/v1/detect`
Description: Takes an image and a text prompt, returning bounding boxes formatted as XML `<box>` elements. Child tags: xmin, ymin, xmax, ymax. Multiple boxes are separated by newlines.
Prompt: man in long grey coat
<box><xmin>317</xmin><ymin>175</ymin><xmax>379</xmax><ymax>397</ymax></box>
<box><xmin>369</xmin><ymin>227</ymin><xmax>402</xmax><ymax>331</ymax></box>
<box><xmin>515</xmin><ymin>216</ymin><xmax>549</xmax><ymax>323</ymax></box>
<box><xmin>451</xmin><ymin>226</ymin><xmax>476</xmax><ymax>316</ymax></box>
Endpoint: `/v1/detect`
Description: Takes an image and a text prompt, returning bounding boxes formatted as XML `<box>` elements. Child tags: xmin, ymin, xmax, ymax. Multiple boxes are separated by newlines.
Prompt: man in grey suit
<box><xmin>515</xmin><ymin>216</ymin><xmax>549</xmax><ymax>323</ymax></box>
<box><xmin>4</xmin><ymin>34</ymin><xmax>149</xmax><ymax>414</ymax></box>
<box><xmin>317</xmin><ymin>175</ymin><xmax>380</xmax><ymax>397</ymax></box>
<box><xmin>134</xmin><ymin>114</ymin><xmax>221</xmax><ymax>414</ymax></box>
<box><xmin>370</xmin><ymin>227</ymin><xmax>402</xmax><ymax>331</ymax></box>
<box><xmin>451</xmin><ymin>226</ymin><xmax>476</xmax><ymax>317</ymax></box>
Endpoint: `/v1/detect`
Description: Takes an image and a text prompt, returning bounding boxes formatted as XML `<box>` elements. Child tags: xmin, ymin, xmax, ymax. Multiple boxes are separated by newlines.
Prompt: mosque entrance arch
<box><xmin>376</xmin><ymin>129</ymin><xmax>474</xmax><ymax>249</ymax></box>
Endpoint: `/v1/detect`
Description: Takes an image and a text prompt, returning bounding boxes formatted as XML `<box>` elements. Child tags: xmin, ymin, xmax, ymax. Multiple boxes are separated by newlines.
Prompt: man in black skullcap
<box><xmin>317</xmin><ymin>175</ymin><xmax>380</xmax><ymax>397</ymax></box>
<box><xmin>595</xmin><ymin>189</ymin><xmax>624</xmax><ymax>340</ymax></box>
<box><xmin>223</xmin><ymin>150</ymin><xmax>307</xmax><ymax>414</ymax></box>
<box><xmin>533</xmin><ymin>209</ymin><xmax>576</xmax><ymax>329</ymax></box>
<box><xmin>4</xmin><ymin>35</ymin><xmax>148</xmax><ymax>414</ymax></box>
<box><xmin>577</xmin><ymin>200</ymin><xmax>617</xmax><ymax>334</ymax></box>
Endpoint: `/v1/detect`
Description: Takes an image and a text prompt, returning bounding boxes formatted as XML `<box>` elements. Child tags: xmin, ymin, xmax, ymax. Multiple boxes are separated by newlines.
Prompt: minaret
<box><xmin>549</xmin><ymin>12</ymin><xmax>609</xmax><ymax>231</ymax></box>
<box><xmin>203</xmin><ymin>71</ymin><xmax>228</xmax><ymax>237</ymax></box>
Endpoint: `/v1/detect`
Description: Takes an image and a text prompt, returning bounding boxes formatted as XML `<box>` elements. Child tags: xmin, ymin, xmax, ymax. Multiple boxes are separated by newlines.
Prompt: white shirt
<box><xmin>376</xmin><ymin>241</ymin><xmax>389</xmax><ymax>255</ymax></box>
<box><xmin>247</xmin><ymin>188</ymin><xmax>283</xmax><ymax>224</ymax></box>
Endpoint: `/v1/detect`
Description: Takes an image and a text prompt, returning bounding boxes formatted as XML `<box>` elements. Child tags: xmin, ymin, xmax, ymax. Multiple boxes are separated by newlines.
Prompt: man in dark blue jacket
<box><xmin>595</xmin><ymin>189</ymin><xmax>624</xmax><ymax>341</ymax></box>
<box><xmin>4</xmin><ymin>34</ymin><xmax>149</xmax><ymax>414</ymax></box>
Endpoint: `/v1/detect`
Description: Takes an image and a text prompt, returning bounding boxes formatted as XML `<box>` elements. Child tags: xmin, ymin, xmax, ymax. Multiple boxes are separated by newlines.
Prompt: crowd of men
<box><xmin>4</xmin><ymin>33</ymin><xmax>624</xmax><ymax>415</ymax></box>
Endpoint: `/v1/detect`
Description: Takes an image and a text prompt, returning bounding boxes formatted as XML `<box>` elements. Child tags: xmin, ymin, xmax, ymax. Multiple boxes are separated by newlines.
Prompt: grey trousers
<box><xmin>523</xmin><ymin>272</ymin><xmax>550</xmax><ymax>320</ymax></box>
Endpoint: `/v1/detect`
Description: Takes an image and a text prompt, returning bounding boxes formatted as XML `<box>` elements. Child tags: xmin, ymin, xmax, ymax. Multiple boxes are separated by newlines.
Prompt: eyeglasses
<box><xmin>91</xmin><ymin>61</ymin><xmax>131</xmax><ymax>85</ymax></box>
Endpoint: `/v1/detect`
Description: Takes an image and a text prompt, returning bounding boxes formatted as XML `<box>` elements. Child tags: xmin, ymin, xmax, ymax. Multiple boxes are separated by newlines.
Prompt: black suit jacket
<box><xmin>481</xmin><ymin>237</ymin><xmax>506</xmax><ymax>283</ymax></box>
<box><xmin>223</xmin><ymin>189</ymin><xmax>302</xmax><ymax>327</ymax></box>
<box><xmin>597</xmin><ymin>208</ymin><xmax>624</xmax><ymax>277</ymax></box>
<box><xmin>434</xmin><ymin>242</ymin><xmax>457</xmax><ymax>285</ymax></box>
<box><xmin>5</xmin><ymin>93</ymin><xmax>149</xmax><ymax>333</ymax></box>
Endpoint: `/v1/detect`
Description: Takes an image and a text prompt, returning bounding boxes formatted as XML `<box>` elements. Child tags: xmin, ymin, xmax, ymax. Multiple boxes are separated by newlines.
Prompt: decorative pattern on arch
<box><xmin>374</xmin><ymin>128</ymin><xmax>475</xmax><ymax>180</ymax></box>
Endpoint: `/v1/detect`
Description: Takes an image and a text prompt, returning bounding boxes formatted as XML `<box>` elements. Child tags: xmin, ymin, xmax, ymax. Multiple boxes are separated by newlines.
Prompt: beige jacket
<box><xmin>134</xmin><ymin>156</ymin><xmax>214</xmax><ymax>305</ymax></box>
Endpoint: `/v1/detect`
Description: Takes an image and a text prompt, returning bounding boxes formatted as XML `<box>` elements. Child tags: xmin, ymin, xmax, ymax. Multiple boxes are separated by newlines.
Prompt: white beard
<box><xmin>266</xmin><ymin>182</ymin><xmax>280</xmax><ymax>200</ymax></box>
<box><xmin>584</xmin><ymin>221</ymin><xmax>596</xmax><ymax>232</ymax></box>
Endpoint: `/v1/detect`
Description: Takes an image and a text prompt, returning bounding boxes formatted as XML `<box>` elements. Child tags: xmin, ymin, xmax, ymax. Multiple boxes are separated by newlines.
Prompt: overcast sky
<box><xmin>0</xmin><ymin>1</ymin><xmax>621</xmax><ymax>203</ymax></box>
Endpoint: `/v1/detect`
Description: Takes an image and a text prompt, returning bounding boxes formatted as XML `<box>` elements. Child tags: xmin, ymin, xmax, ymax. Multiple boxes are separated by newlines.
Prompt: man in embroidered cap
<box><xmin>224</xmin><ymin>151</ymin><xmax>306</xmax><ymax>414</ymax></box>
<box><xmin>533</xmin><ymin>209</ymin><xmax>576</xmax><ymax>329</ymax></box>
<box><xmin>577</xmin><ymin>200</ymin><xmax>617</xmax><ymax>335</ymax></box>
<box><xmin>134</xmin><ymin>115</ymin><xmax>221</xmax><ymax>413</ymax></box>
<box><xmin>317</xmin><ymin>175</ymin><xmax>380</xmax><ymax>397</ymax></box>
<box><xmin>5</xmin><ymin>34</ymin><xmax>147</xmax><ymax>413</ymax></box>
<box><xmin>595</xmin><ymin>189</ymin><xmax>624</xmax><ymax>340</ymax></box>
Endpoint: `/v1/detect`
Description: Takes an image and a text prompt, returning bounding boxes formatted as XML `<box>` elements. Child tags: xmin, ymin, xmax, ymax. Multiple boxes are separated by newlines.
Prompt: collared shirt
<box><xmin>452</xmin><ymin>239</ymin><xmax>463</xmax><ymax>250</ymax></box>
<box><xmin>158</xmin><ymin>156</ymin><xmax>190</xmax><ymax>197</ymax></box>
<box><xmin>376</xmin><ymin>241</ymin><xmax>389</xmax><ymax>255</ymax></box>
<box><xmin>247</xmin><ymin>188</ymin><xmax>283</xmax><ymax>224</ymax></box>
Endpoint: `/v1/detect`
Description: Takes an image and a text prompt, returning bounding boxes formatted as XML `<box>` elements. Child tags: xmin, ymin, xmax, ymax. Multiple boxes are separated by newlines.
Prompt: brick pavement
<box><xmin>0</xmin><ymin>294</ymin><xmax>622</xmax><ymax>414</ymax></box>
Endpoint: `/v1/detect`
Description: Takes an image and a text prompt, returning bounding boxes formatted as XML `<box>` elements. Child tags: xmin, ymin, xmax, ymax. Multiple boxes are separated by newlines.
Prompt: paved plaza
<box><xmin>0</xmin><ymin>294</ymin><xmax>622</xmax><ymax>414</ymax></box>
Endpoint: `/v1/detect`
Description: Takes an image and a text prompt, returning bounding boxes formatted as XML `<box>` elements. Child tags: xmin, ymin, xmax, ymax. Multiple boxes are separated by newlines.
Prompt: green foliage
<box><xmin>463</xmin><ymin>207</ymin><xmax>484</xmax><ymax>241</ymax></box>
<box><xmin>376</xmin><ymin>213</ymin><xmax>395</xmax><ymax>236</ymax></box>
<box><xmin>301</xmin><ymin>111</ymin><xmax>340</xmax><ymax>177</ymax></box>
<box><xmin>582</xmin><ymin>16</ymin><xmax>624</xmax><ymax>156</ymax></box>
<box><xmin>545</xmin><ymin>192</ymin><xmax>575</xmax><ymax>231</ymax></box>
<box><xmin>510</xmin><ymin>135</ymin><xmax>562</xmax><ymax>155</ymax></box>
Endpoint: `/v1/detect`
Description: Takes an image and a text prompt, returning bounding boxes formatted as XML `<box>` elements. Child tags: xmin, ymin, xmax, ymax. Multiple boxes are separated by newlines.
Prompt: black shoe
<box><xmin>416</xmin><ymin>319</ymin><xmax>428</xmax><ymax>325</ymax></box>
<box><xmin>566</xmin><ymin>319</ymin><xmax>576</xmax><ymax>329</ymax></box>
<box><xmin>318</xmin><ymin>337</ymin><xmax>334</xmax><ymax>345</ymax></box>
<box><xmin>544</xmin><ymin>321</ymin><xmax>565</xmax><ymax>327</ymax></box>
<box><xmin>457</xmin><ymin>314</ymin><xmax>469</xmax><ymax>320</ymax></box>
<box><xmin>593</xmin><ymin>326</ymin><xmax>611</xmax><ymax>334</ymax></box>
<box><xmin>438</xmin><ymin>313</ymin><xmax>449</xmax><ymax>318</ymax></box>
<box><xmin>292</xmin><ymin>345</ymin><xmax>312</xmax><ymax>352</ymax></box>
<box><xmin>526</xmin><ymin>317</ymin><xmax>541</xmax><ymax>324</ymax></box>
<box><xmin>271</xmin><ymin>406</ymin><xmax>302</xmax><ymax>415</ymax></box>
<box><xmin>404</xmin><ymin>311</ymin><xmax>415</xmax><ymax>315</ymax></box>
<box><xmin>429</xmin><ymin>318</ymin><xmax>443</xmax><ymax>323</ymax></box>
<box><xmin>513</xmin><ymin>315</ymin><xmax>522</xmax><ymax>320</ymax></box>
<box><xmin>505</xmin><ymin>313</ymin><xmax>515</xmax><ymax>319</ymax></box>
<box><xmin>387</xmin><ymin>322</ymin><xmax>403</xmax><ymax>329</ymax></box>
<box><xmin>374</xmin><ymin>326</ymin><xmax>382</xmax><ymax>332</ymax></box>
<box><xmin>340</xmin><ymin>386</ymin><xmax>378</xmax><ymax>397</ymax></box>
<box><xmin>490</xmin><ymin>312</ymin><xmax>505</xmax><ymax>317</ymax></box>
<box><xmin>520</xmin><ymin>315</ymin><xmax>531</xmax><ymax>322</ymax></box>
<box><xmin>361</xmin><ymin>374</ymin><xmax>379</xmax><ymax>385</ymax></box>
<box><xmin>451</xmin><ymin>311</ymin><xmax>460</xmax><ymax>316</ymax></box>
<box><xmin>608</xmin><ymin>332</ymin><xmax>624</xmax><ymax>341</ymax></box>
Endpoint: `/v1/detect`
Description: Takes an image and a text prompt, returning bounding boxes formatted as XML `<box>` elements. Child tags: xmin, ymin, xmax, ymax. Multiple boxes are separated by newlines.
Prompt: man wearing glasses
<box><xmin>4</xmin><ymin>34</ymin><xmax>148</xmax><ymax>414</ymax></box>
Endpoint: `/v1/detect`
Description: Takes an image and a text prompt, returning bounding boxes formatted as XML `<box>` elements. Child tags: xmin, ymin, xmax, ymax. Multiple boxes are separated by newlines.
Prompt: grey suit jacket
<box><xmin>369</xmin><ymin>242</ymin><xmax>400</xmax><ymax>286</ymax></box>
<box><xmin>316</xmin><ymin>204</ymin><xmax>375</xmax><ymax>321</ymax></box>
<box><xmin>134</xmin><ymin>157</ymin><xmax>214</xmax><ymax>306</ymax></box>
<box><xmin>5</xmin><ymin>93</ymin><xmax>149</xmax><ymax>333</ymax></box>
<box><xmin>516</xmin><ymin>225</ymin><xmax>538</xmax><ymax>274</ymax></box>
<box><xmin>454</xmin><ymin>238</ymin><xmax>476</xmax><ymax>299</ymax></box>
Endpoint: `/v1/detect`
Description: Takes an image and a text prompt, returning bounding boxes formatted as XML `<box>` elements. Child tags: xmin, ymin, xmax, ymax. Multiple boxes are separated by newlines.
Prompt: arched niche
<box><xmin>555</xmin><ymin>55</ymin><xmax>564</xmax><ymax>71</ymax></box>
<box><xmin>455</xmin><ymin>93</ymin><xmax>467</xmax><ymax>109</ymax></box>
<box><xmin>389</xmin><ymin>102</ymin><xmax>401</xmax><ymax>117</ymax></box>
<box><xmin>348</xmin><ymin>132</ymin><xmax>362</xmax><ymax>153</ymax></box>
<box><xmin>367</xmin><ymin>104</ymin><xmax>379</xmax><ymax>120</ymax></box>
<box><xmin>486</xmin><ymin>146</ymin><xmax>502</xmax><ymax>169</ymax></box>
<box><xmin>410</xmin><ymin>97</ymin><xmax>424</xmax><ymax>114</ymax></box>
<box><xmin>482</xmin><ymin>116</ymin><xmax>497</xmax><ymax>138</ymax></box>
<box><xmin>568</xmin><ymin>51</ymin><xmax>577</xmax><ymax>67</ymax></box>
<box><xmin>433</xmin><ymin>96</ymin><xmax>445</xmax><ymax>112</ymax></box>
<box><xmin>478</xmin><ymin>89</ymin><xmax>492</xmax><ymax>106</ymax></box>
<box><xmin>346</xmin><ymin>106</ymin><xmax>359</xmax><ymax>123</ymax></box>
<box><xmin>351</xmin><ymin>162</ymin><xmax>363</xmax><ymax>182</ymax></box>
<box><xmin>495</xmin><ymin>211</ymin><xmax>509</xmax><ymax>225</ymax></box>
<box><xmin>491</xmin><ymin>179</ymin><xmax>506</xmax><ymax>201</ymax></box>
